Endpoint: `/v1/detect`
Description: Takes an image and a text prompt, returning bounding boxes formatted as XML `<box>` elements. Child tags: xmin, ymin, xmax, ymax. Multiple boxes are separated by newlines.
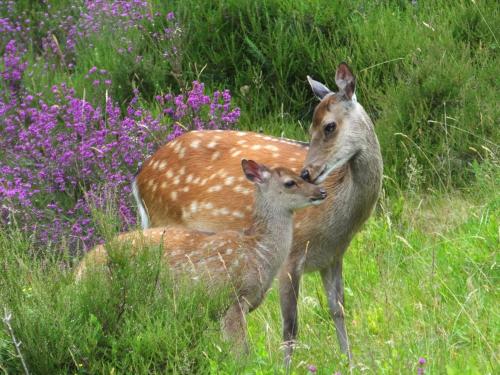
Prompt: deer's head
<box><xmin>241</xmin><ymin>159</ymin><xmax>327</xmax><ymax>211</ymax></box>
<box><xmin>301</xmin><ymin>63</ymin><xmax>369</xmax><ymax>184</ymax></box>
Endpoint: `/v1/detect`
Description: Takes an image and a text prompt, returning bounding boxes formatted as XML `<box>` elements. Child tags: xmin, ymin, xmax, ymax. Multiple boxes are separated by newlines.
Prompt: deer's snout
<box><xmin>300</xmin><ymin>168</ymin><xmax>311</xmax><ymax>182</ymax></box>
<box><xmin>300</xmin><ymin>164</ymin><xmax>325</xmax><ymax>184</ymax></box>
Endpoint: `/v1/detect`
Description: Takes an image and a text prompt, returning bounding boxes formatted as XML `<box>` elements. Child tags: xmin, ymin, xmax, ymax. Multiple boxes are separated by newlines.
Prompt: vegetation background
<box><xmin>1</xmin><ymin>0</ymin><xmax>498</xmax><ymax>374</ymax></box>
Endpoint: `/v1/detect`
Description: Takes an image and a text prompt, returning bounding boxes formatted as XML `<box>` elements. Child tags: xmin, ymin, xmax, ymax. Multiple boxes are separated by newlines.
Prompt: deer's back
<box><xmin>136</xmin><ymin>130</ymin><xmax>348</xmax><ymax>269</ymax></box>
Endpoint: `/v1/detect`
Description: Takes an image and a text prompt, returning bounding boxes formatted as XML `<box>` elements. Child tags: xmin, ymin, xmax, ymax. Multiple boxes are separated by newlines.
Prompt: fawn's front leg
<box><xmin>279</xmin><ymin>259</ymin><xmax>303</xmax><ymax>368</ymax></box>
<box><xmin>221</xmin><ymin>299</ymin><xmax>250</xmax><ymax>354</ymax></box>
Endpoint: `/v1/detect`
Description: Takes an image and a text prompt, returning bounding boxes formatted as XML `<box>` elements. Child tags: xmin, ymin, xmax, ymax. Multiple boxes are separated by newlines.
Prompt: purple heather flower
<box><xmin>307</xmin><ymin>365</ymin><xmax>317</xmax><ymax>373</ymax></box>
<box><xmin>167</xmin><ymin>12</ymin><xmax>175</xmax><ymax>21</ymax></box>
<box><xmin>418</xmin><ymin>357</ymin><xmax>426</xmax><ymax>365</ymax></box>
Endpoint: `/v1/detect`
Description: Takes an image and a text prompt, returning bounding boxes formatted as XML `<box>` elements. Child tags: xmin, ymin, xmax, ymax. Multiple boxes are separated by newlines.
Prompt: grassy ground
<box><xmin>1</xmin><ymin>159</ymin><xmax>498</xmax><ymax>374</ymax></box>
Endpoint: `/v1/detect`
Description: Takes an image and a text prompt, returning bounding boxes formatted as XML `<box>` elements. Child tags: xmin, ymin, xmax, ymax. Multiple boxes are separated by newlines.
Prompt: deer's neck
<box><xmin>324</xmin><ymin>116</ymin><xmax>382</xmax><ymax>233</ymax></box>
<box><xmin>248</xmin><ymin>193</ymin><xmax>294</xmax><ymax>272</ymax></box>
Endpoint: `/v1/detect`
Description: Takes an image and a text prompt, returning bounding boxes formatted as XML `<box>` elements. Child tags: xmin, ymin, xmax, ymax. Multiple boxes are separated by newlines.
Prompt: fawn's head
<box><xmin>301</xmin><ymin>62</ymin><xmax>371</xmax><ymax>183</ymax></box>
<box><xmin>241</xmin><ymin>159</ymin><xmax>327</xmax><ymax>211</ymax></box>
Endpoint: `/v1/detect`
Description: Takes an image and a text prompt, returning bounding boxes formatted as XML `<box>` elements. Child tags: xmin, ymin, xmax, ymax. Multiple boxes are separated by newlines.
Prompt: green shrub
<box><xmin>0</xmin><ymin>228</ymin><xmax>232</xmax><ymax>374</ymax></box>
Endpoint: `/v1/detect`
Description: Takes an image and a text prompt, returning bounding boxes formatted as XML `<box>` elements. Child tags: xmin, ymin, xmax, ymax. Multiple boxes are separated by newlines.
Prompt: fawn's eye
<box><xmin>324</xmin><ymin>122</ymin><xmax>337</xmax><ymax>136</ymax></box>
<box><xmin>284</xmin><ymin>180</ymin><xmax>296</xmax><ymax>188</ymax></box>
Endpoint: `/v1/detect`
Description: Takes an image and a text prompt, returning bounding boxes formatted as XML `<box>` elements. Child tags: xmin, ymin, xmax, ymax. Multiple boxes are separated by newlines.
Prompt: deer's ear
<box><xmin>335</xmin><ymin>62</ymin><xmax>356</xmax><ymax>100</ymax></box>
<box><xmin>307</xmin><ymin>76</ymin><xmax>332</xmax><ymax>100</ymax></box>
<box><xmin>241</xmin><ymin>159</ymin><xmax>271</xmax><ymax>184</ymax></box>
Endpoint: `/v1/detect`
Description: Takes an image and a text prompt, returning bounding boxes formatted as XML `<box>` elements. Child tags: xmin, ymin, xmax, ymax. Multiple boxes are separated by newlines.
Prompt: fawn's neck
<box><xmin>247</xmin><ymin>191</ymin><xmax>294</xmax><ymax>271</ymax></box>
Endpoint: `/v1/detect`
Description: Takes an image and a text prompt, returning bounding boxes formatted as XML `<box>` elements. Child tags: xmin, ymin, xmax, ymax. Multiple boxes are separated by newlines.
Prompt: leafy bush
<box><xmin>0</xmin><ymin>227</ymin><xmax>232</xmax><ymax>374</ymax></box>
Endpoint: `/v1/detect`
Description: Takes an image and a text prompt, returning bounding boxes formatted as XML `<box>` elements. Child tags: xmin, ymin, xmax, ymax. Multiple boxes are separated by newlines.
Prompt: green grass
<box><xmin>1</xmin><ymin>160</ymin><xmax>498</xmax><ymax>374</ymax></box>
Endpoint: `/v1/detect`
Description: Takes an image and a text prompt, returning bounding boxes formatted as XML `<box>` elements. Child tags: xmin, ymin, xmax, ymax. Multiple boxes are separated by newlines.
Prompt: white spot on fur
<box><xmin>264</xmin><ymin>145</ymin><xmax>279</xmax><ymax>152</ymax></box>
<box><xmin>182</xmin><ymin>186</ymin><xmax>190</xmax><ymax>192</ymax></box>
<box><xmin>237</xmin><ymin>139</ymin><xmax>247</xmax><ymax>145</ymax></box>
<box><xmin>207</xmin><ymin>141</ymin><xmax>217</xmax><ymax>148</ymax></box>
<box><xmin>193</xmin><ymin>177</ymin><xmax>201</xmax><ymax>184</ymax></box>
<box><xmin>200</xmin><ymin>178</ymin><xmax>208</xmax><ymax>186</ymax></box>
<box><xmin>236</xmin><ymin>132</ymin><xmax>246</xmax><ymax>136</ymax></box>
<box><xmin>234</xmin><ymin>185</ymin><xmax>252</xmax><ymax>195</ymax></box>
<box><xmin>211</xmin><ymin>151</ymin><xmax>221</xmax><ymax>161</ymax></box>
<box><xmin>202</xmin><ymin>202</ymin><xmax>214</xmax><ymax>210</ymax></box>
<box><xmin>190</xmin><ymin>201</ymin><xmax>198</xmax><ymax>213</ymax></box>
<box><xmin>217</xmin><ymin>169</ymin><xmax>228</xmax><ymax>178</ymax></box>
<box><xmin>186</xmin><ymin>174</ymin><xmax>193</xmax><ymax>183</ymax></box>
<box><xmin>179</xmin><ymin>166</ymin><xmax>186</xmax><ymax>175</ymax></box>
<box><xmin>161</xmin><ymin>181</ymin><xmax>167</xmax><ymax>189</ymax></box>
<box><xmin>208</xmin><ymin>185</ymin><xmax>223</xmax><ymax>193</ymax></box>
<box><xmin>250</xmin><ymin>145</ymin><xmax>261</xmax><ymax>151</ymax></box>
<box><xmin>224</xmin><ymin>176</ymin><xmax>235</xmax><ymax>186</ymax></box>
<box><xmin>173</xmin><ymin>177</ymin><xmax>180</xmax><ymax>185</ymax></box>
<box><xmin>158</xmin><ymin>160</ymin><xmax>167</xmax><ymax>170</ymax></box>
<box><xmin>231</xmin><ymin>150</ymin><xmax>242</xmax><ymax>157</ymax></box>
<box><xmin>190</xmin><ymin>139</ymin><xmax>201</xmax><ymax>148</ymax></box>
<box><xmin>218</xmin><ymin>207</ymin><xmax>230</xmax><ymax>215</ymax></box>
<box><xmin>272</xmin><ymin>153</ymin><xmax>280</xmax><ymax>158</ymax></box>
<box><xmin>179</xmin><ymin>147</ymin><xmax>186</xmax><ymax>159</ymax></box>
<box><xmin>166</xmin><ymin>170</ymin><xmax>173</xmax><ymax>179</ymax></box>
<box><xmin>170</xmin><ymin>191</ymin><xmax>178</xmax><ymax>201</ymax></box>
<box><xmin>289</xmin><ymin>157</ymin><xmax>297</xmax><ymax>162</ymax></box>
<box><xmin>174</xmin><ymin>142</ymin><xmax>182</xmax><ymax>153</ymax></box>
<box><xmin>232</xmin><ymin>211</ymin><xmax>244</xmax><ymax>219</ymax></box>
<box><xmin>226</xmin><ymin>248</ymin><xmax>233</xmax><ymax>255</ymax></box>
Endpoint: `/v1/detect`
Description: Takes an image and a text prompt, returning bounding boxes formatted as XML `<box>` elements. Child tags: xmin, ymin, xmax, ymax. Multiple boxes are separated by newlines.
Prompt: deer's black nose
<box><xmin>300</xmin><ymin>169</ymin><xmax>311</xmax><ymax>182</ymax></box>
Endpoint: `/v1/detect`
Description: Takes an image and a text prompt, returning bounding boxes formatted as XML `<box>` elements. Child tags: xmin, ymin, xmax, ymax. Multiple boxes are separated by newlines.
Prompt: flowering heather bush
<box><xmin>0</xmin><ymin>2</ymin><xmax>240</xmax><ymax>251</ymax></box>
<box><xmin>0</xmin><ymin>78</ymin><xmax>239</xmax><ymax>250</ymax></box>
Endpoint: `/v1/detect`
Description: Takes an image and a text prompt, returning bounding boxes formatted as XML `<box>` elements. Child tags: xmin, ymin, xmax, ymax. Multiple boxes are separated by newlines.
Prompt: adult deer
<box><xmin>133</xmin><ymin>63</ymin><xmax>383</xmax><ymax>362</ymax></box>
<box><xmin>78</xmin><ymin>160</ymin><xmax>326</xmax><ymax>350</ymax></box>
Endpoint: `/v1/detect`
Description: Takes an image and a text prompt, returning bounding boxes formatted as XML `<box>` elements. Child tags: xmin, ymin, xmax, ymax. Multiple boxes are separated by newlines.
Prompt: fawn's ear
<box><xmin>335</xmin><ymin>62</ymin><xmax>356</xmax><ymax>100</ymax></box>
<box><xmin>241</xmin><ymin>159</ymin><xmax>271</xmax><ymax>184</ymax></box>
<box><xmin>307</xmin><ymin>76</ymin><xmax>332</xmax><ymax>100</ymax></box>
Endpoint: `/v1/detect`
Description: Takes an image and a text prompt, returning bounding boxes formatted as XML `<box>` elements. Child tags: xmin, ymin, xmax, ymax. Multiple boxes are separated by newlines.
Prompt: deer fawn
<box><xmin>78</xmin><ymin>160</ymin><xmax>326</xmax><ymax>350</ymax></box>
<box><xmin>133</xmin><ymin>63</ymin><xmax>383</xmax><ymax>363</ymax></box>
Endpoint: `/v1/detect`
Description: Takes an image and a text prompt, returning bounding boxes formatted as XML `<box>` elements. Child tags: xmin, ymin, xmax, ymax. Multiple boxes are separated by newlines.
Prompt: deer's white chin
<box><xmin>310</xmin><ymin>199</ymin><xmax>324</xmax><ymax>206</ymax></box>
<box><xmin>314</xmin><ymin>156</ymin><xmax>351</xmax><ymax>184</ymax></box>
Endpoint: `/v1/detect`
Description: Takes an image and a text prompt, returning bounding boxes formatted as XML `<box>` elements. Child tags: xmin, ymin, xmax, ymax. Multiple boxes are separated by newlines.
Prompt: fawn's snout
<box><xmin>310</xmin><ymin>186</ymin><xmax>327</xmax><ymax>205</ymax></box>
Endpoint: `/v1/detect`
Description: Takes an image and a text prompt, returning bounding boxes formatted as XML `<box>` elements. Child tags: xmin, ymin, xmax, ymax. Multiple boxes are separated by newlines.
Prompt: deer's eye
<box><xmin>284</xmin><ymin>180</ymin><xmax>296</xmax><ymax>188</ymax></box>
<box><xmin>324</xmin><ymin>122</ymin><xmax>337</xmax><ymax>136</ymax></box>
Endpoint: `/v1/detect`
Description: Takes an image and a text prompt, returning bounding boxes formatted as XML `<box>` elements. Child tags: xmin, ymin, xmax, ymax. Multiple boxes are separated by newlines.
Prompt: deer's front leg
<box><xmin>221</xmin><ymin>299</ymin><xmax>250</xmax><ymax>354</ymax></box>
<box><xmin>320</xmin><ymin>258</ymin><xmax>352</xmax><ymax>361</ymax></box>
<box><xmin>279</xmin><ymin>260</ymin><xmax>303</xmax><ymax>367</ymax></box>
